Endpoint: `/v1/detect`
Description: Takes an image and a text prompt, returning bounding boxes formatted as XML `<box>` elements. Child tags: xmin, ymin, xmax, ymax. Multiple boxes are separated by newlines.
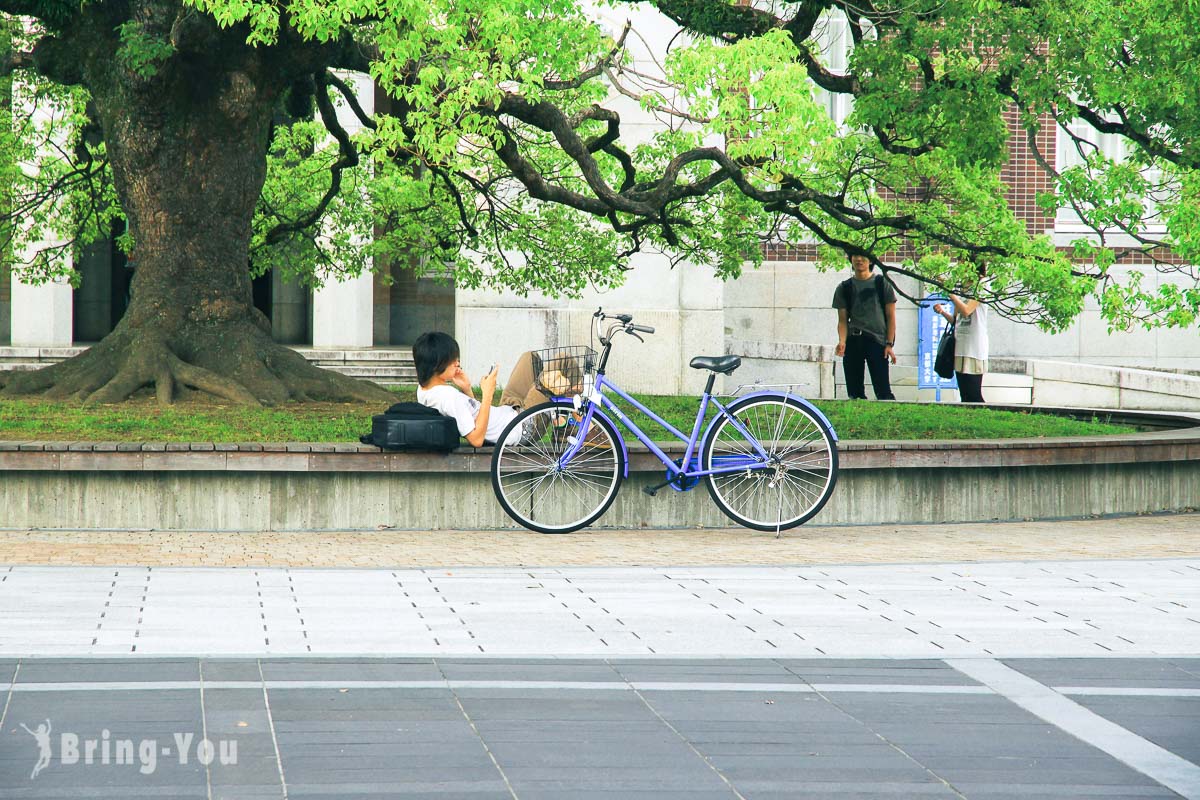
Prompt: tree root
<box><xmin>0</xmin><ymin>326</ymin><xmax>395</xmax><ymax>406</ymax></box>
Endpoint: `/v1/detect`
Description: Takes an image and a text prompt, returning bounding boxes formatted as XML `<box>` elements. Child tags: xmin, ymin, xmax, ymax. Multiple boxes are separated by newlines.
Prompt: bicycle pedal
<box><xmin>642</xmin><ymin>486</ymin><xmax>658</xmax><ymax>497</ymax></box>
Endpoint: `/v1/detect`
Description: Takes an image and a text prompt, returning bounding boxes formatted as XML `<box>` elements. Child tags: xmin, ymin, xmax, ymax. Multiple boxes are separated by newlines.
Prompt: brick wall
<box><xmin>1001</xmin><ymin>108</ymin><xmax>1057</xmax><ymax>235</ymax></box>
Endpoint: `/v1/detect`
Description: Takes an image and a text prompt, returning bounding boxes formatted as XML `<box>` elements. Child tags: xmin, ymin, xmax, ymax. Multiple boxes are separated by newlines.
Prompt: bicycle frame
<box><xmin>558</xmin><ymin>373</ymin><xmax>774</xmax><ymax>482</ymax></box>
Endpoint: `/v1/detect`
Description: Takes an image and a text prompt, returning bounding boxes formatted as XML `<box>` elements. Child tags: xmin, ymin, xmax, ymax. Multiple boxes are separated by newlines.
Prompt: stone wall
<box><xmin>455</xmin><ymin>253</ymin><xmax>726</xmax><ymax>396</ymax></box>
<box><xmin>2</xmin><ymin>428</ymin><xmax>1197</xmax><ymax>529</ymax></box>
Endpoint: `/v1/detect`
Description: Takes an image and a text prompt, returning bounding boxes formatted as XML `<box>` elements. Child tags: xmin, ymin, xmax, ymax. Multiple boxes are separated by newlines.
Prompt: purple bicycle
<box><xmin>490</xmin><ymin>309</ymin><xmax>839</xmax><ymax>534</ymax></box>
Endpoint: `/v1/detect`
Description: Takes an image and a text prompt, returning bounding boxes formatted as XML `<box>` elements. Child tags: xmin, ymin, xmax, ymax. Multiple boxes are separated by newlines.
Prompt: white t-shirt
<box><xmin>955</xmin><ymin>303</ymin><xmax>989</xmax><ymax>362</ymax></box>
<box><xmin>416</xmin><ymin>384</ymin><xmax>521</xmax><ymax>445</ymax></box>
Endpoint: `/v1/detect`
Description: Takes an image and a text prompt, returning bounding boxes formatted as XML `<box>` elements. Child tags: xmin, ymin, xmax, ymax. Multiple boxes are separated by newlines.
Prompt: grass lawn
<box><xmin>0</xmin><ymin>388</ymin><xmax>1142</xmax><ymax>442</ymax></box>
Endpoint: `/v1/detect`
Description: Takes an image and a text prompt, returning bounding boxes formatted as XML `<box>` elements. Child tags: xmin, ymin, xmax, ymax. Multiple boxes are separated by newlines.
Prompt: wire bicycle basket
<box><xmin>531</xmin><ymin>346</ymin><xmax>596</xmax><ymax>396</ymax></box>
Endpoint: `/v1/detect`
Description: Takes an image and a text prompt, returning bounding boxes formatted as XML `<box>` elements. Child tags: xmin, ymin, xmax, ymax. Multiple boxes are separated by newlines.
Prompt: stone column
<box><xmin>312</xmin><ymin>272</ymin><xmax>375</xmax><ymax>348</ymax></box>
<box><xmin>11</xmin><ymin>272</ymin><xmax>73</xmax><ymax>347</ymax></box>
<box><xmin>311</xmin><ymin>70</ymin><xmax>375</xmax><ymax>349</ymax></box>
<box><xmin>9</xmin><ymin>43</ymin><xmax>75</xmax><ymax>349</ymax></box>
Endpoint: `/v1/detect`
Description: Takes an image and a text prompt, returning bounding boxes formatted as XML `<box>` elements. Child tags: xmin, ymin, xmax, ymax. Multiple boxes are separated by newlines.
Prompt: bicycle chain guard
<box><xmin>667</xmin><ymin>457</ymin><xmax>701</xmax><ymax>492</ymax></box>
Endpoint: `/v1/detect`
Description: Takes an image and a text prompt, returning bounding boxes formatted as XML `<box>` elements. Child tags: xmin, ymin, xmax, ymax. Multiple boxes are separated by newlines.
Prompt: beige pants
<box><xmin>499</xmin><ymin>351</ymin><xmax>550</xmax><ymax>410</ymax></box>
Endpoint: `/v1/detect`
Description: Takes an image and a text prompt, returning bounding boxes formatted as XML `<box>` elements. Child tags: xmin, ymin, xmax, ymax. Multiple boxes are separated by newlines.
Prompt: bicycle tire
<box><xmin>491</xmin><ymin>400</ymin><xmax>625</xmax><ymax>534</ymax></box>
<box><xmin>701</xmin><ymin>394</ymin><xmax>838</xmax><ymax>531</ymax></box>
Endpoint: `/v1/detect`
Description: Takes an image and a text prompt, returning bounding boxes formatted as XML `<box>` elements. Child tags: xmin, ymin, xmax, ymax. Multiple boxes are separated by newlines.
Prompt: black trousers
<box><xmin>843</xmin><ymin>334</ymin><xmax>895</xmax><ymax>400</ymax></box>
<box><xmin>956</xmin><ymin>371</ymin><xmax>985</xmax><ymax>403</ymax></box>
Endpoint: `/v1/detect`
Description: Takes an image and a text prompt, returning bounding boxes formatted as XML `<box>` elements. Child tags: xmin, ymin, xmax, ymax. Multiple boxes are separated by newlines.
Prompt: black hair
<box><xmin>413</xmin><ymin>331</ymin><xmax>460</xmax><ymax>386</ymax></box>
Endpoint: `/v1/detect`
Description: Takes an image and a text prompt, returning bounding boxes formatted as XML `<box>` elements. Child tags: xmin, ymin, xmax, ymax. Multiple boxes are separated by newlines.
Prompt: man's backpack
<box><xmin>360</xmin><ymin>402</ymin><xmax>460</xmax><ymax>452</ymax></box>
<box><xmin>839</xmin><ymin>274</ymin><xmax>889</xmax><ymax>323</ymax></box>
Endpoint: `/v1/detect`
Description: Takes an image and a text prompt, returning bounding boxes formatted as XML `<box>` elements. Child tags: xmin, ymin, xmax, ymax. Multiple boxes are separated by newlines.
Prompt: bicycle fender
<box><xmin>702</xmin><ymin>391</ymin><xmax>839</xmax><ymax>445</ymax></box>
<box><xmin>555</xmin><ymin>398</ymin><xmax>630</xmax><ymax>478</ymax></box>
<box><xmin>590</xmin><ymin>405</ymin><xmax>631</xmax><ymax>478</ymax></box>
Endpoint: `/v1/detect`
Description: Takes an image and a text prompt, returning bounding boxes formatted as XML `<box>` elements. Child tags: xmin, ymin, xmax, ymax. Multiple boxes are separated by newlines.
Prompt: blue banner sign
<box><xmin>918</xmin><ymin>295</ymin><xmax>957</xmax><ymax>396</ymax></box>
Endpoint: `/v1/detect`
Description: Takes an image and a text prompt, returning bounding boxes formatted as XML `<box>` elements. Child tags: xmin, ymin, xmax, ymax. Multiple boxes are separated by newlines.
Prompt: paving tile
<box><xmin>260</xmin><ymin>661</ymin><xmax>442</xmax><ymax>682</ymax></box>
<box><xmin>200</xmin><ymin>659</ymin><xmax>265</xmax><ymax>682</ymax></box>
<box><xmin>1005</xmin><ymin>657</ymin><xmax>1200</xmax><ymax>688</ymax></box>
<box><xmin>1073</xmin><ymin>696</ymin><xmax>1200</xmax><ymax>763</ymax></box>
<box><xmin>641</xmin><ymin>691</ymin><xmax>852</xmax><ymax>724</ymax></box>
<box><xmin>283</xmin><ymin>790</ymin><xmax>510</xmax><ymax>799</ymax></box>
<box><xmin>734</xmin><ymin>787</ymin><xmax>957</xmax><ymax>799</ymax></box>
<box><xmin>501</xmin><ymin>765</ymin><xmax>729</xmax><ymax>789</ymax></box>
<box><xmin>436</xmin><ymin>662</ymin><xmax>624</xmax><ymax>682</ymax></box>
<box><xmin>15</xmin><ymin>659</ymin><xmax>200</xmax><ymax>684</ymax></box>
<box><xmin>946</xmin><ymin>784</ymin><xmax>1177</xmax><ymax>797</ymax></box>
<box><xmin>516</xmin><ymin>792</ymin><xmax>736</xmax><ymax>800</ymax></box>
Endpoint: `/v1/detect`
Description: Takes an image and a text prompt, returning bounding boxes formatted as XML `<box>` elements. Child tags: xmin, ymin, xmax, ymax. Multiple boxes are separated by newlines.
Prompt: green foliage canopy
<box><xmin>2</xmin><ymin>0</ymin><xmax>1199</xmax><ymax>332</ymax></box>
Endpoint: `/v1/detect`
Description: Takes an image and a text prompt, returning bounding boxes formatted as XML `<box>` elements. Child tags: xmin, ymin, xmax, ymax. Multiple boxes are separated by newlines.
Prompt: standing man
<box><xmin>833</xmin><ymin>254</ymin><xmax>898</xmax><ymax>400</ymax></box>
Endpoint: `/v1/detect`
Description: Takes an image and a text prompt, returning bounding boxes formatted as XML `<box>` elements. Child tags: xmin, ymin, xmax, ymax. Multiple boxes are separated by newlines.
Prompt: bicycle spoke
<box><xmin>493</xmin><ymin>404</ymin><xmax>623</xmax><ymax>532</ymax></box>
<box><xmin>704</xmin><ymin>397</ymin><xmax>837</xmax><ymax>530</ymax></box>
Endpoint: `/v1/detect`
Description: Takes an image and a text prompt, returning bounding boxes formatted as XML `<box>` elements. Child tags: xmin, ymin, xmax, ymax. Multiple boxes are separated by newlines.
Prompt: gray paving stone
<box><xmin>501</xmin><ymin>765</ymin><xmax>729</xmax><ymax>789</ymax></box>
<box><xmin>1073</xmin><ymin>696</ymin><xmax>1200</xmax><ymax>762</ymax></box>
<box><xmin>455</xmin><ymin>694</ymin><xmax>653</xmax><ymax>721</ymax></box>
<box><xmin>612</xmin><ymin>665</ymin><xmax>802</xmax><ymax>682</ymax></box>
<box><xmin>200</xmin><ymin>659</ymin><xmax>265</xmax><ymax>682</ymax></box>
<box><xmin>718</xmin><ymin>762</ymin><xmax>939</xmax><ymax>783</ymax></box>
<box><xmin>930</xmin><ymin>768</ymin><xmax>1161</xmax><ymax>786</ymax></box>
<box><xmin>280</xmin><ymin>742</ymin><xmax>489</xmax><ymax>762</ymax></box>
<box><xmin>436</xmin><ymin>662</ymin><xmax>624</xmax><ymax>682</ymax></box>
<box><xmin>212</xmin><ymin>790</ymin><xmax>286</xmax><ymax>800</ymax></box>
<box><xmin>735</xmin><ymin>787</ymin><xmax>957</xmax><ymax>799</ymax></box>
<box><xmin>205</xmin><ymin>754</ymin><xmax>284</xmax><ymax>786</ymax></box>
<box><xmin>15</xmin><ymin>659</ymin><xmax>200</xmax><ymax>684</ymax></box>
<box><xmin>641</xmin><ymin>691</ymin><xmax>852</xmax><ymax>723</ymax></box>
<box><xmin>1005</xmin><ymin>657</ymin><xmax>1200</xmax><ymax>688</ymax></box>
<box><xmin>0</xmin><ymin>789</ymin><xmax>208</xmax><ymax>799</ymax></box>
<box><xmin>276</xmin><ymin>765</ymin><xmax>504</xmax><ymax>783</ymax></box>
<box><xmin>272</xmin><ymin>719</ymin><xmax>470</xmax><ymax>735</ymax></box>
<box><xmin>485</xmin><ymin>738</ymin><xmax>700</xmax><ymax>767</ymax></box>
<box><xmin>285</xmin><ymin>792</ymin><xmax>509</xmax><ymax>799</ymax></box>
<box><xmin>517</xmin><ymin>792</ymin><xmax>736</xmax><ymax>800</ymax></box>
<box><xmin>829</xmin><ymin>694</ymin><xmax>1034</xmax><ymax>724</ymax></box>
<box><xmin>260</xmin><ymin>660</ymin><xmax>442</xmax><ymax>682</ymax></box>
<box><xmin>780</xmin><ymin>662</ymin><xmax>983</xmax><ymax>685</ymax></box>
<box><xmin>471</xmin><ymin>719</ymin><xmax>670</xmax><ymax>742</ymax></box>
<box><xmin>948</xmin><ymin>784</ymin><xmax>1177</xmax><ymax>797</ymax></box>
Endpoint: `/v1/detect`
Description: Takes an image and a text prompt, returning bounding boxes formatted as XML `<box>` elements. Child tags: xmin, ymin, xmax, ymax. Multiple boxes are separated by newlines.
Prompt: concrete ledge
<box><xmin>1</xmin><ymin>410</ymin><xmax>1198</xmax><ymax>530</ymax></box>
<box><xmin>1</xmin><ymin>426</ymin><xmax>1199</xmax><ymax>473</ymax></box>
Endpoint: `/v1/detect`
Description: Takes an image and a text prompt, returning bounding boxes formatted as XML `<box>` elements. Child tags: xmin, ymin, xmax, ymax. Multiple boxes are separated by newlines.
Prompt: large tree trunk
<box><xmin>1</xmin><ymin>4</ymin><xmax>392</xmax><ymax>405</ymax></box>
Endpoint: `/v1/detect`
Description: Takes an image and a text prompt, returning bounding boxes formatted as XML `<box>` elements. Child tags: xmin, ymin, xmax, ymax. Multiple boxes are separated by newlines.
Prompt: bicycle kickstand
<box><xmin>641</xmin><ymin>477</ymin><xmax>676</xmax><ymax>497</ymax></box>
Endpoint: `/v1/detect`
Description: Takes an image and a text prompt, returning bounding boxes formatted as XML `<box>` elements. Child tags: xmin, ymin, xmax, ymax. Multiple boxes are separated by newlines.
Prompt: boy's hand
<box><xmin>884</xmin><ymin>346</ymin><xmax>897</xmax><ymax>365</ymax></box>
<box><xmin>480</xmin><ymin>364</ymin><xmax>499</xmax><ymax>396</ymax></box>
<box><xmin>835</xmin><ymin>342</ymin><xmax>846</xmax><ymax>357</ymax></box>
<box><xmin>452</xmin><ymin>367</ymin><xmax>472</xmax><ymax>394</ymax></box>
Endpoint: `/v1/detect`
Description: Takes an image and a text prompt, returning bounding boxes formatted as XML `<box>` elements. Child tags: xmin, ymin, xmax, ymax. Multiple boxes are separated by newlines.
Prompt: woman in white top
<box><xmin>934</xmin><ymin>273</ymin><xmax>989</xmax><ymax>403</ymax></box>
<box><xmin>413</xmin><ymin>331</ymin><xmax>548</xmax><ymax>446</ymax></box>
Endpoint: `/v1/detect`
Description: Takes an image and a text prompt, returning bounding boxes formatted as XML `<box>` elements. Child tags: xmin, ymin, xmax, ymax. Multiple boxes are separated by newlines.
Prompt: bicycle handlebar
<box><xmin>593</xmin><ymin>308</ymin><xmax>654</xmax><ymax>345</ymax></box>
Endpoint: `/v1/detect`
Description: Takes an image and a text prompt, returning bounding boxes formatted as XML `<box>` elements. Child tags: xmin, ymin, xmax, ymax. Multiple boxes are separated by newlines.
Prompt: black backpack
<box><xmin>360</xmin><ymin>402</ymin><xmax>460</xmax><ymax>452</ymax></box>
<box><xmin>840</xmin><ymin>274</ymin><xmax>888</xmax><ymax>323</ymax></box>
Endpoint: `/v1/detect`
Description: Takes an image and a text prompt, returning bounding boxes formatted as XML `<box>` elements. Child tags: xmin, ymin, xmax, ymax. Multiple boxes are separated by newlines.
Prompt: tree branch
<box><xmin>263</xmin><ymin>70</ymin><xmax>360</xmax><ymax>245</ymax></box>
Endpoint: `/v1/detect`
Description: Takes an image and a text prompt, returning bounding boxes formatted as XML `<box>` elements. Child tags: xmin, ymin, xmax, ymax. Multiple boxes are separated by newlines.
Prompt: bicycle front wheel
<box><xmin>701</xmin><ymin>395</ymin><xmax>838</xmax><ymax>531</ymax></box>
<box><xmin>491</xmin><ymin>401</ymin><xmax>625</xmax><ymax>534</ymax></box>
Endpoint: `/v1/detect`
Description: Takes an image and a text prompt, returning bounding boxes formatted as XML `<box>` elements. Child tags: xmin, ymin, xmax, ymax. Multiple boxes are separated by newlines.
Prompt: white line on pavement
<box><xmin>0</xmin><ymin>678</ymin><xmax>1194</xmax><ymax>697</ymax></box>
<box><xmin>948</xmin><ymin>658</ymin><xmax>1200</xmax><ymax>800</ymax></box>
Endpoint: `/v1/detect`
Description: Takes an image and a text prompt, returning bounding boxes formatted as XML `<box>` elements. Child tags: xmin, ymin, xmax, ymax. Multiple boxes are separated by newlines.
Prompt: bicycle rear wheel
<box><xmin>491</xmin><ymin>401</ymin><xmax>625</xmax><ymax>534</ymax></box>
<box><xmin>701</xmin><ymin>394</ymin><xmax>838</xmax><ymax>531</ymax></box>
